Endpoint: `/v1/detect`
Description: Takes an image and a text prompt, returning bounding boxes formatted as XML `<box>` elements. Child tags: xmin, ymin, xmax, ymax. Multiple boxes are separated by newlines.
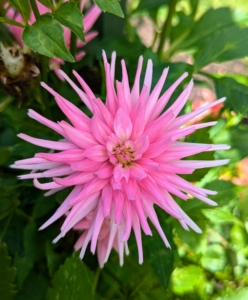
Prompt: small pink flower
<box><xmin>11</xmin><ymin>52</ymin><xmax>229</xmax><ymax>266</ymax></box>
<box><xmin>6</xmin><ymin>1</ymin><xmax>101</xmax><ymax>79</ymax></box>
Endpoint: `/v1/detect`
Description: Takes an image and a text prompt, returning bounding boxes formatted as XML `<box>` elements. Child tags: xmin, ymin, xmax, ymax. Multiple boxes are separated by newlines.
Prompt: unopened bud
<box><xmin>0</xmin><ymin>43</ymin><xmax>25</xmax><ymax>78</ymax></box>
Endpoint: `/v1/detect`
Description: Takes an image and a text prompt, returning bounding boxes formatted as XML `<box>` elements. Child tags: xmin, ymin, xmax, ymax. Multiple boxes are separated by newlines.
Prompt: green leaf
<box><xmin>47</xmin><ymin>256</ymin><xmax>94</xmax><ymax>300</ymax></box>
<box><xmin>213</xmin><ymin>124</ymin><xmax>248</xmax><ymax>163</ymax></box>
<box><xmin>223</xmin><ymin>287</ymin><xmax>248</xmax><ymax>300</ymax></box>
<box><xmin>214</xmin><ymin>76</ymin><xmax>248</xmax><ymax>116</ymax></box>
<box><xmin>0</xmin><ymin>186</ymin><xmax>19</xmax><ymax>221</ymax></box>
<box><xmin>22</xmin><ymin>14</ymin><xmax>75</xmax><ymax>62</ymax></box>
<box><xmin>171</xmin><ymin>265</ymin><xmax>206</xmax><ymax>295</ymax></box>
<box><xmin>13</xmin><ymin>222</ymin><xmax>43</xmax><ymax>288</ymax></box>
<box><xmin>32</xmin><ymin>194</ymin><xmax>56</xmax><ymax>219</ymax></box>
<box><xmin>200</xmin><ymin>244</ymin><xmax>227</xmax><ymax>273</ymax></box>
<box><xmin>14</xmin><ymin>271</ymin><xmax>48</xmax><ymax>300</ymax></box>
<box><xmin>143</xmin><ymin>221</ymin><xmax>174</xmax><ymax>289</ymax></box>
<box><xmin>0</xmin><ymin>243</ymin><xmax>17</xmax><ymax>300</ymax></box>
<box><xmin>94</xmin><ymin>0</ymin><xmax>124</xmax><ymax>18</ymax></box>
<box><xmin>204</xmin><ymin>180</ymin><xmax>241</xmax><ymax>206</ymax></box>
<box><xmin>194</xmin><ymin>26</ymin><xmax>248</xmax><ymax>70</ymax></box>
<box><xmin>202</xmin><ymin>207</ymin><xmax>243</xmax><ymax>226</ymax></box>
<box><xmin>0</xmin><ymin>147</ymin><xmax>12</xmax><ymax>165</ymax></box>
<box><xmin>37</xmin><ymin>0</ymin><xmax>54</xmax><ymax>10</ymax></box>
<box><xmin>9</xmin><ymin>0</ymin><xmax>30</xmax><ymax>24</ymax></box>
<box><xmin>179</xmin><ymin>7</ymin><xmax>235</xmax><ymax>50</ymax></box>
<box><xmin>46</xmin><ymin>242</ymin><xmax>66</xmax><ymax>276</ymax></box>
<box><xmin>134</xmin><ymin>0</ymin><xmax>170</xmax><ymax>12</ymax></box>
<box><xmin>230</xmin><ymin>224</ymin><xmax>248</xmax><ymax>251</ymax></box>
<box><xmin>54</xmin><ymin>2</ymin><xmax>85</xmax><ymax>42</ymax></box>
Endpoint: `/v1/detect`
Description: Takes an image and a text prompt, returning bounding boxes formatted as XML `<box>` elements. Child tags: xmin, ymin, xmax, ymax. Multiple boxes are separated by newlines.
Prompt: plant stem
<box><xmin>93</xmin><ymin>268</ymin><xmax>101</xmax><ymax>294</ymax></box>
<box><xmin>70</xmin><ymin>32</ymin><xmax>77</xmax><ymax>60</ymax></box>
<box><xmin>69</xmin><ymin>1</ymin><xmax>80</xmax><ymax>71</ymax></box>
<box><xmin>29</xmin><ymin>0</ymin><xmax>40</xmax><ymax>20</ymax></box>
<box><xmin>40</xmin><ymin>55</ymin><xmax>52</xmax><ymax>119</ymax></box>
<box><xmin>157</xmin><ymin>0</ymin><xmax>179</xmax><ymax>58</ymax></box>
<box><xmin>15</xmin><ymin>208</ymin><xmax>32</xmax><ymax>221</ymax></box>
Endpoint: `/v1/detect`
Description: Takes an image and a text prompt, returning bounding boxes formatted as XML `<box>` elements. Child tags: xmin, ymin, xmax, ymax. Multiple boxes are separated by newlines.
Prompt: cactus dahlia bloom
<box><xmin>6</xmin><ymin>1</ymin><xmax>101</xmax><ymax>79</ymax></box>
<box><xmin>11</xmin><ymin>52</ymin><xmax>229</xmax><ymax>267</ymax></box>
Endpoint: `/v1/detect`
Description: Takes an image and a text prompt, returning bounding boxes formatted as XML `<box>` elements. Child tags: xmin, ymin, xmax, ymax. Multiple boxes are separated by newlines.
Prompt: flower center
<box><xmin>107</xmin><ymin>137</ymin><xmax>136</xmax><ymax>166</ymax></box>
<box><xmin>114</xmin><ymin>145</ymin><xmax>134</xmax><ymax>165</ymax></box>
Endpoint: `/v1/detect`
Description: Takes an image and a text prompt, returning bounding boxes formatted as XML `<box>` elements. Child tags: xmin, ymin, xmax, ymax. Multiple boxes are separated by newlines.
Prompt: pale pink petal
<box><xmin>113</xmin><ymin>163</ymin><xmax>130</xmax><ymax>182</ymax></box>
<box><xmin>114</xmin><ymin>108</ymin><xmax>133</xmax><ymax>142</ymax></box>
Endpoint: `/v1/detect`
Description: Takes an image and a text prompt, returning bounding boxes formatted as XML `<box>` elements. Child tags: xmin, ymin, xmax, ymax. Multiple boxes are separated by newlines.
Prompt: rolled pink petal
<box><xmin>17</xmin><ymin>133</ymin><xmax>77</xmax><ymax>150</ymax></box>
<box><xmin>13</xmin><ymin>53</ymin><xmax>229</xmax><ymax>267</ymax></box>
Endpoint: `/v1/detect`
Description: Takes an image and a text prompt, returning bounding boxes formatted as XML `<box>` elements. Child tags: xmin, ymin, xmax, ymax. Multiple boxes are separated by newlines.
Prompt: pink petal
<box><xmin>113</xmin><ymin>163</ymin><xmax>130</xmax><ymax>182</ymax></box>
<box><xmin>101</xmin><ymin>183</ymin><xmax>113</xmax><ymax>218</ymax></box>
<box><xmin>54</xmin><ymin>172</ymin><xmax>94</xmax><ymax>186</ymax></box>
<box><xmin>83</xmin><ymin>145</ymin><xmax>108</xmax><ymax>162</ymax></box>
<box><xmin>18</xmin><ymin>133</ymin><xmax>77</xmax><ymax>150</ymax></box>
<box><xmin>114</xmin><ymin>108</ymin><xmax>132</xmax><ymax>142</ymax></box>
<box><xmin>59</xmin><ymin>121</ymin><xmax>97</xmax><ymax>148</ymax></box>
<box><xmin>95</xmin><ymin>162</ymin><xmax>113</xmax><ymax>179</ymax></box>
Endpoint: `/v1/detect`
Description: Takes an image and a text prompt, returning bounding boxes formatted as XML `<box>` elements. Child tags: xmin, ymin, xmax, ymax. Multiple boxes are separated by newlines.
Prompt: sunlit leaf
<box><xmin>179</xmin><ymin>7</ymin><xmax>234</xmax><ymax>50</ymax></box>
<box><xmin>202</xmin><ymin>207</ymin><xmax>243</xmax><ymax>226</ymax></box>
<box><xmin>171</xmin><ymin>265</ymin><xmax>206</xmax><ymax>295</ymax></box>
<box><xmin>201</xmin><ymin>244</ymin><xmax>227</xmax><ymax>273</ymax></box>
<box><xmin>223</xmin><ymin>287</ymin><xmax>248</xmax><ymax>300</ymax></box>
<box><xmin>214</xmin><ymin>76</ymin><xmax>248</xmax><ymax>116</ymax></box>
<box><xmin>194</xmin><ymin>26</ymin><xmax>248</xmax><ymax>70</ymax></box>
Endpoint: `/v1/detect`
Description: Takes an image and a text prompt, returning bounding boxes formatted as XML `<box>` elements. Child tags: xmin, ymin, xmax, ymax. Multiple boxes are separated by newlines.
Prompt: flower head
<box><xmin>6</xmin><ymin>1</ymin><xmax>101</xmax><ymax>79</ymax></box>
<box><xmin>11</xmin><ymin>52</ymin><xmax>229</xmax><ymax>266</ymax></box>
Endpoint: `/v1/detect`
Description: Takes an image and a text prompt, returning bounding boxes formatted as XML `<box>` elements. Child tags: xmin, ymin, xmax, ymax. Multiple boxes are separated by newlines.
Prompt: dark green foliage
<box><xmin>0</xmin><ymin>243</ymin><xmax>17</xmax><ymax>300</ymax></box>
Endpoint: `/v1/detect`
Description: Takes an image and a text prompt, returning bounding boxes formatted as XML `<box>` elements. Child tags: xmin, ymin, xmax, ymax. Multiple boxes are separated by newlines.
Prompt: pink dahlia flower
<box><xmin>6</xmin><ymin>0</ymin><xmax>101</xmax><ymax>79</ymax></box>
<box><xmin>11</xmin><ymin>52</ymin><xmax>229</xmax><ymax>267</ymax></box>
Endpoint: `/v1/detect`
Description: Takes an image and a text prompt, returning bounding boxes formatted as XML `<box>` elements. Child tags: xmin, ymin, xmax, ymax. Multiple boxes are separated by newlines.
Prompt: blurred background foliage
<box><xmin>1</xmin><ymin>0</ymin><xmax>248</xmax><ymax>299</ymax></box>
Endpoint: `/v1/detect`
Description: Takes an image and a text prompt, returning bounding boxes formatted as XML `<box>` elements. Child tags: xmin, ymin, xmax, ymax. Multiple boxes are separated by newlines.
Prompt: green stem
<box><xmin>162</xmin><ymin>29</ymin><xmax>190</xmax><ymax>60</ymax></box>
<box><xmin>69</xmin><ymin>2</ymin><xmax>80</xmax><ymax>70</ymax></box>
<box><xmin>93</xmin><ymin>268</ymin><xmax>101</xmax><ymax>294</ymax></box>
<box><xmin>29</xmin><ymin>0</ymin><xmax>40</xmax><ymax>20</ymax></box>
<box><xmin>0</xmin><ymin>18</ymin><xmax>25</xmax><ymax>28</ymax></box>
<box><xmin>70</xmin><ymin>32</ymin><xmax>77</xmax><ymax>60</ymax></box>
<box><xmin>0</xmin><ymin>211</ymin><xmax>14</xmax><ymax>242</ymax></box>
<box><xmin>157</xmin><ymin>0</ymin><xmax>179</xmax><ymax>58</ymax></box>
<box><xmin>40</xmin><ymin>55</ymin><xmax>52</xmax><ymax>119</ymax></box>
<box><xmin>15</xmin><ymin>208</ymin><xmax>32</xmax><ymax>221</ymax></box>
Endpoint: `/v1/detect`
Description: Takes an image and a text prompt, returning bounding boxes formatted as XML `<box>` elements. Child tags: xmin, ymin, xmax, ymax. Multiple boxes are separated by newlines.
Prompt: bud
<box><xmin>0</xmin><ymin>43</ymin><xmax>25</xmax><ymax>78</ymax></box>
<box><xmin>0</xmin><ymin>43</ymin><xmax>40</xmax><ymax>105</ymax></box>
